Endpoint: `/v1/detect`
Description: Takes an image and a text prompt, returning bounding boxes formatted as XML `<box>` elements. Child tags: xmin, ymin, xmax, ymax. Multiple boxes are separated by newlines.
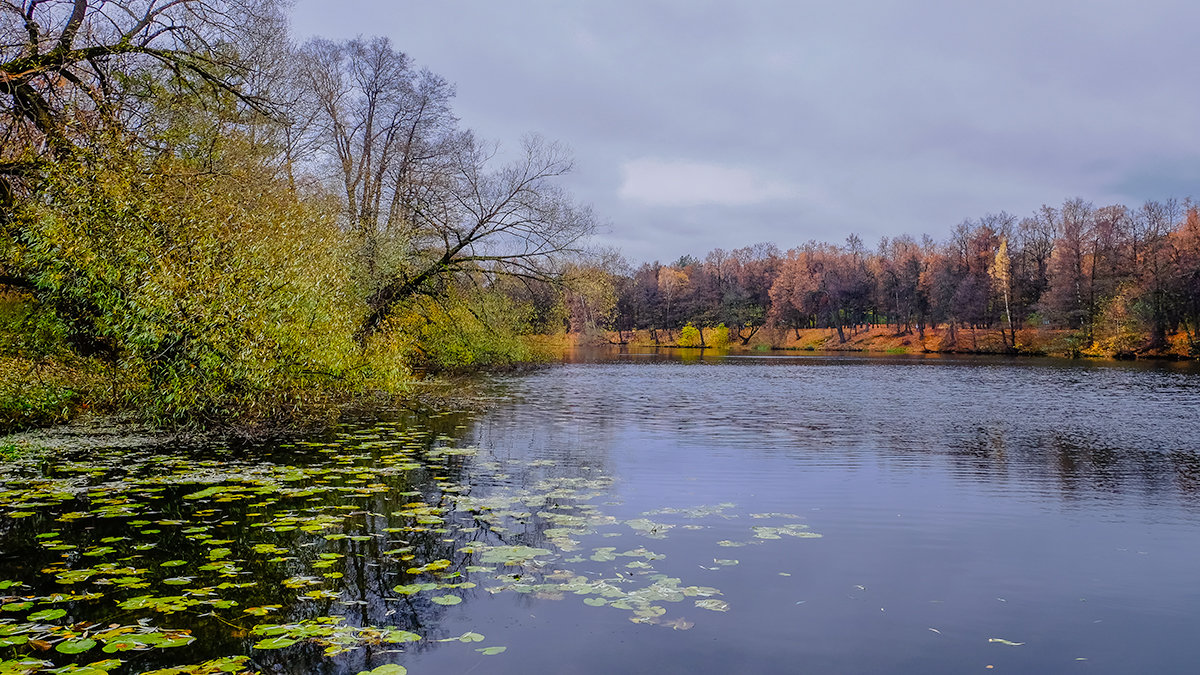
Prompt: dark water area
<box><xmin>3</xmin><ymin>350</ymin><xmax>1200</xmax><ymax>674</ymax></box>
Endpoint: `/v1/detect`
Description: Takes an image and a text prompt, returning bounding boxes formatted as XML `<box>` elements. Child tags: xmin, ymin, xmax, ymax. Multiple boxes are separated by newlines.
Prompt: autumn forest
<box><xmin>557</xmin><ymin>197</ymin><xmax>1200</xmax><ymax>358</ymax></box>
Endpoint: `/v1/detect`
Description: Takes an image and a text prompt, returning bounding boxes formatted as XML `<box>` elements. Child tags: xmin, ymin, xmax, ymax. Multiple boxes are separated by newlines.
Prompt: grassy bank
<box><xmin>597</xmin><ymin>325</ymin><xmax>1197</xmax><ymax>360</ymax></box>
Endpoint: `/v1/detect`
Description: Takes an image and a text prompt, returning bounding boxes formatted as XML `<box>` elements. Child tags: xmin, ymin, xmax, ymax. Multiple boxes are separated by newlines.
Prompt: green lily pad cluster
<box><xmin>0</xmin><ymin>418</ymin><xmax>824</xmax><ymax>673</ymax></box>
<box><xmin>252</xmin><ymin>617</ymin><xmax>421</xmax><ymax>655</ymax></box>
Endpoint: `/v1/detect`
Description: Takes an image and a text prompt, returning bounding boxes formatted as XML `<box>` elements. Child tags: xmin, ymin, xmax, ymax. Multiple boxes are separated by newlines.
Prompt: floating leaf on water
<box><xmin>101</xmin><ymin>638</ymin><xmax>144</xmax><ymax>653</ymax></box>
<box><xmin>752</xmin><ymin>524</ymin><xmax>822</xmax><ymax>540</ymax></box>
<box><xmin>430</xmin><ymin>594</ymin><xmax>462</xmax><ymax>606</ymax></box>
<box><xmin>141</xmin><ymin>655</ymin><xmax>248</xmax><ymax>674</ymax></box>
<box><xmin>694</xmin><ymin>599</ymin><xmax>729</xmax><ymax>612</ymax></box>
<box><xmin>590</xmin><ymin>547</ymin><xmax>617</xmax><ymax>562</ymax></box>
<box><xmin>625</xmin><ymin>519</ymin><xmax>673</xmax><ymax>537</ymax></box>
<box><xmin>254</xmin><ymin>636</ymin><xmax>299</xmax><ymax>650</ymax></box>
<box><xmin>988</xmin><ymin>638</ymin><xmax>1025</xmax><ymax>646</ymax></box>
<box><xmin>716</xmin><ymin>540</ymin><xmax>746</xmax><ymax>547</ymax></box>
<box><xmin>475</xmin><ymin>546</ymin><xmax>553</xmax><ymax>565</ymax></box>
<box><xmin>27</xmin><ymin>608</ymin><xmax>67</xmax><ymax>621</ymax></box>
<box><xmin>583</xmin><ymin>598</ymin><xmax>607</xmax><ymax>606</ymax></box>
<box><xmin>392</xmin><ymin>583</ymin><xmax>437</xmax><ymax>595</ymax></box>
<box><xmin>357</xmin><ymin>666</ymin><xmax>407</xmax><ymax>675</ymax></box>
<box><xmin>405</xmin><ymin>559</ymin><xmax>452</xmax><ymax>574</ymax></box>
<box><xmin>379</xmin><ymin>629</ymin><xmax>421</xmax><ymax>644</ymax></box>
<box><xmin>476</xmin><ymin>646</ymin><xmax>507</xmax><ymax>655</ymax></box>
<box><xmin>55</xmin><ymin>637</ymin><xmax>98</xmax><ymax>654</ymax></box>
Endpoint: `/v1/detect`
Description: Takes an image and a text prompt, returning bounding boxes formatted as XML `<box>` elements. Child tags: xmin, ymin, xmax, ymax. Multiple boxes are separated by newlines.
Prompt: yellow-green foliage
<box><xmin>0</xmin><ymin>357</ymin><xmax>91</xmax><ymax>431</ymax></box>
<box><xmin>3</xmin><ymin>155</ymin><xmax>371</xmax><ymax>425</ymax></box>
<box><xmin>708</xmin><ymin>324</ymin><xmax>731</xmax><ymax>349</ymax></box>
<box><xmin>678</xmin><ymin>323</ymin><xmax>702</xmax><ymax>347</ymax></box>
<box><xmin>1091</xmin><ymin>287</ymin><xmax>1145</xmax><ymax>355</ymax></box>
<box><xmin>389</xmin><ymin>288</ymin><xmax>537</xmax><ymax>371</ymax></box>
<box><xmin>676</xmin><ymin>323</ymin><xmax>729</xmax><ymax>348</ymax></box>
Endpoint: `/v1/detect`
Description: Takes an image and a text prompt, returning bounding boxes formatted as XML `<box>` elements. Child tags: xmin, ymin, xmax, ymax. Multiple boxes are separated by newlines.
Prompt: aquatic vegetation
<box><xmin>0</xmin><ymin>419</ymin><xmax>823</xmax><ymax>673</ymax></box>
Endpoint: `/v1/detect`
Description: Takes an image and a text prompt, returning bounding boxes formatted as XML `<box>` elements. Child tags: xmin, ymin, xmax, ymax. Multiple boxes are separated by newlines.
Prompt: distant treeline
<box><xmin>530</xmin><ymin>198</ymin><xmax>1200</xmax><ymax>356</ymax></box>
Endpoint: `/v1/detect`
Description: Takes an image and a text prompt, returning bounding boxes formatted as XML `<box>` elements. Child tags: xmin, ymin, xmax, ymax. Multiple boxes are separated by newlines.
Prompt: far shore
<box><xmin>533</xmin><ymin>325</ymin><xmax>1198</xmax><ymax>361</ymax></box>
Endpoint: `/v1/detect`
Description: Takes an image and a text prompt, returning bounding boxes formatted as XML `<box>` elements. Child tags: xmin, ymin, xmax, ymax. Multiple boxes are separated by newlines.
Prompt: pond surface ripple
<box><xmin>3</xmin><ymin>350</ymin><xmax>1200</xmax><ymax>674</ymax></box>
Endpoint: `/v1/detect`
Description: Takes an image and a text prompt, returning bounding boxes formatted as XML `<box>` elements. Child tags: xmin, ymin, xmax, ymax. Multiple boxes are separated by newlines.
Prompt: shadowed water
<box><xmin>2</xmin><ymin>350</ymin><xmax>1200</xmax><ymax>674</ymax></box>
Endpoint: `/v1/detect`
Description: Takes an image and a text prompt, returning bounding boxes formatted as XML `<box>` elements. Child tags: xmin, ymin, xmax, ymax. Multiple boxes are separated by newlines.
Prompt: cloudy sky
<box><xmin>289</xmin><ymin>0</ymin><xmax>1200</xmax><ymax>264</ymax></box>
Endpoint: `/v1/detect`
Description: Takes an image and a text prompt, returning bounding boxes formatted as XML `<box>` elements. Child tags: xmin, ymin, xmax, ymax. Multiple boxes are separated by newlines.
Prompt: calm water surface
<box><xmin>3</xmin><ymin>350</ymin><xmax>1200</xmax><ymax>674</ymax></box>
<box><xmin>453</xmin><ymin>351</ymin><xmax>1200</xmax><ymax>674</ymax></box>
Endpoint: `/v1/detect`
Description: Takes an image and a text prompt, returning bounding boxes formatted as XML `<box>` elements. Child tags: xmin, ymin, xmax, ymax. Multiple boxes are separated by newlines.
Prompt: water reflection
<box><xmin>484</xmin><ymin>350</ymin><xmax>1200</xmax><ymax>508</ymax></box>
<box><xmin>3</xmin><ymin>352</ymin><xmax>1200</xmax><ymax>674</ymax></box>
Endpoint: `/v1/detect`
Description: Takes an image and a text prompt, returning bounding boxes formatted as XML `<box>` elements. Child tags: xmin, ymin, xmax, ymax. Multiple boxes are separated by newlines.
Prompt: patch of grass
<box><xmin>0</xmin><ymin>356</ymin><xmax>99</xmax><ymax>434</ymax></box>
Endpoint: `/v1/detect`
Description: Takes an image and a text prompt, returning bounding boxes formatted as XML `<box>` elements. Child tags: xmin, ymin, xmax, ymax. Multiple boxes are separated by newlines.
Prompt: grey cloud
<box><xmin>290</xmin><ymin>0</ymin><xmax>1200</xmax><ymax>263</ymax></box>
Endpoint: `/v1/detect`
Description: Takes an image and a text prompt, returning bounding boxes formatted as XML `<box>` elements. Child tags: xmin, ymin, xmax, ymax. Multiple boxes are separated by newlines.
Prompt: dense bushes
<box><xmin>389</xmin><ymin>290</ymin><xmax>539</xmax><ymax>371</ymax></box>
<box><xmin>1</xmin><ymin>154</ymin><xmax>410</xmax><ymax>427</ymax></box>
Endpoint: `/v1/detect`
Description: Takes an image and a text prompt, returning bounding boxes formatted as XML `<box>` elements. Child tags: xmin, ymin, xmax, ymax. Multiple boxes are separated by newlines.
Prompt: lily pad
<box><xmin>28</xmin><ymin>608</ymin><xmax>68</xmax><ymax>621</ymax></box>
<box><xmin>254</xmin><ymin>636</ymin><xmax>300</xmax><ymax>649</ymax></box>
<box><xmin>476</xmin><ymin>646</ymin><xmax>507</xmax><ymax>655</ymax></box>
<box><xmin>476</xmin><ymin>545</ymin><xmax>553</xmax><ymax>565</ymax></box>
<box><xmin>357</xmin><ymin>665</ymin><xmax>407</xmax><ymax>675</ymax></box>
<box><xmin>55</xmin><ymin>637</ymin><xmax>98</xmax><ymax>654</ymax></box>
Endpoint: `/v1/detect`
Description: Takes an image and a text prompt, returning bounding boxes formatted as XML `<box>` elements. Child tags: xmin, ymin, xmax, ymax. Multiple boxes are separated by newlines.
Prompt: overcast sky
<box><xmin>289</xmin><ymin>0</ymin><xmax>1200</xmax><ymax>264</ymax></box>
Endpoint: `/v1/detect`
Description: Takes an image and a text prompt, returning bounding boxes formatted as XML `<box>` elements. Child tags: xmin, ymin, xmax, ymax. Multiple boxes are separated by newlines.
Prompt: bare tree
<box><xmin>1</xmin><ymin>0</ymin><xmax>285</xmax><ymax>296</ymax></box>
<box><xmin>359</xmin><ymin>133</ymin><xmax>596</xmax><ymax>338</ymax></box>
<box><xmin>297</xmin><ymin>36</ymin><xmax>458</xmax><ymax>238</ymax></box>
<box><xmin>1</xmin><ymin>1</ymin><xmax>281</xmax><ymax>167</ymax></box>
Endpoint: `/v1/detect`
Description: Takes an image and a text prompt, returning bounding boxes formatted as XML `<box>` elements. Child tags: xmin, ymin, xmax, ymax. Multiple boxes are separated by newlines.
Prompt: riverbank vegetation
<box><xmin>0</xmin><ymin>1</ymin><xmax>594</xmax><ymax>433</ymax></box>
<box><xmin>553</xmin><ymin>201</ymin><xmax>1200</xmax><ymax>359</ymax></box>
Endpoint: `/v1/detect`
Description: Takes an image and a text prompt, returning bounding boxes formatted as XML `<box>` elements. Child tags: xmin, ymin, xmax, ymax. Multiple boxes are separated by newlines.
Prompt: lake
<box><xmin>3</xmin><ymin>350</ymin><xmax>1200</xmax><ymax>674</ymax></box>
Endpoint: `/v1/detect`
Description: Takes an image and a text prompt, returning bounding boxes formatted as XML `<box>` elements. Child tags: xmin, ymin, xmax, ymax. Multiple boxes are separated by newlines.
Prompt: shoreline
<box><xmin>536</xmin><ymin>325</ymin><xmax>1197</xmax><ymax>361</ymax></box>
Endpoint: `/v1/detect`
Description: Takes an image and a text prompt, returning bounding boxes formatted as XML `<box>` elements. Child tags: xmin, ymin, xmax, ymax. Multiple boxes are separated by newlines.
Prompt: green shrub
<box><xmin>708</xmin><ymin>324</ymin><xmax>731</xmax><ymax>348</ymax></box>
<box><xmin>3</xmin><ymin>154</ymin><xmax>370</xmax><ymax>426</ymax></box>
<box><xmin>390</xmin><ymin>289</ymin><xmax>538</xmax><ymax>371</ymax></box>
<box><xmin>0</xmin><ymin>357</ymin><xmax>90</xmax><ymax>432</ymax></box>
<box><xmin>678</xmin><ymin>323</ymin><xmax>702</xmax><ymax>347</ymax></box>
